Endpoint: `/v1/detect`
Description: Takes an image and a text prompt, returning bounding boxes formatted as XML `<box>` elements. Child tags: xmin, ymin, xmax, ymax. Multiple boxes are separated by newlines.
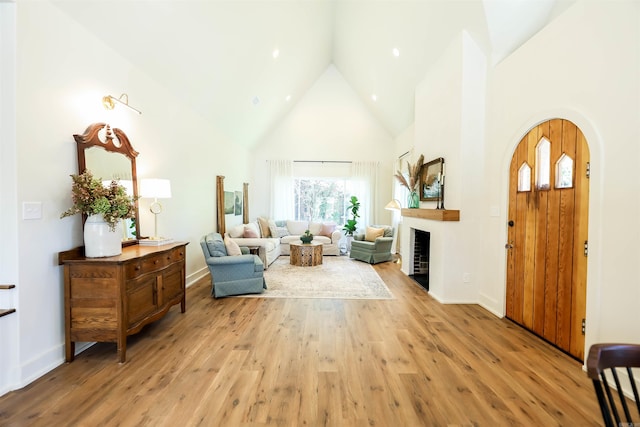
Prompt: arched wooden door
<box><xmin>505</xmin><ymin>119</ymin><xmax>590</xmax><ymax>361</ymax></box>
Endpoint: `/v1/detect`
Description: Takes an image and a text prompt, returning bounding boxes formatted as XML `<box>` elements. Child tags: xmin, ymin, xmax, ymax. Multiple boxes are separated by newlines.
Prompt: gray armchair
<box><xmin>200</xmin><ymin>232</ymin><xmax>266</xmax><ymax>298</ymax></box>
<box><xmin>349</xmin><ymin>225</ymin><xmax>394</xmax><ymax>264</ymax></box>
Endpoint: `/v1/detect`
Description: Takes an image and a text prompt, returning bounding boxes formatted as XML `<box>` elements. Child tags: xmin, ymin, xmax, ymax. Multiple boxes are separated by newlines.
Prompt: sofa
<box><xmin>228</xmin><ymin>218</ymin><xmax>342</xmax><ymax>265</ymax></box>
<box><xmin>349</xmin><ymin>225</ymin><xmax>395</xmax><ymax>264</ymax></box>
<box><xmin>200</xmin><ymin>232</ymin><xmax>266</xmax><ymax>298</ymax></box>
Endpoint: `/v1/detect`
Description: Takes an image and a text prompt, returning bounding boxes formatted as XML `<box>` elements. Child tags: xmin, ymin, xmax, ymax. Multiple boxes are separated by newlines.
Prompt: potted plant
<box><xmin>394</xmin><ymin>154</ymin><xmax>424</xmax><ymax>208</ymax></box>
<box><xmin>61</xmin><ymin>170</ymin><xmax>136</xmax><ymax>257</ymax></box>
<box><xmin>342</xmin><ymin>196</ymin><xmax>360</xmax><ymax>253</ymax></box>
<box><xmin>300</xmin><ymin>229</ymin><xmax>314</xmax><ymax>244</ymax></box>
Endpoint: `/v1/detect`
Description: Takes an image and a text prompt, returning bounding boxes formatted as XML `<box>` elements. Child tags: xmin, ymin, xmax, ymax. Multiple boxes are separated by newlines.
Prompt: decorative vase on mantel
<box><xmin>408</xmin><ymin>191</ymin><xmax>420</xmax><ymax>209</ymax></box>
<box><xmin>84</xmin><ymin>214</ymin><xmax>123</xmax><ymax>258</ymax></box>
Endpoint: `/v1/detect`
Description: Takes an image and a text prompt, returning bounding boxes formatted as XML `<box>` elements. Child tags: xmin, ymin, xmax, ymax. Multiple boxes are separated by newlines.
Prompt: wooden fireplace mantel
<box><xmin>401</xmin><ymin>208</ymin><xmax>460</xmax><ymax>221</ymax></box>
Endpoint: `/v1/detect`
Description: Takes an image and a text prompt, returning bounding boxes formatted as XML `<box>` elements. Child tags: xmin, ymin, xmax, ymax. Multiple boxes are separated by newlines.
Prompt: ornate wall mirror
<box><xmin>74</xmin><ymin>123</ymin><xmax>141</xmax><ymax>244</ymax></box>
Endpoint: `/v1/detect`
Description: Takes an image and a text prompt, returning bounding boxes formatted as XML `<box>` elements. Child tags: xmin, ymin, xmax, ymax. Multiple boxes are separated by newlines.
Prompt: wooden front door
<box><xmin>505</xmin><ymin>119</ymin><xmax>590</xmax><ymax>361</ymax></box>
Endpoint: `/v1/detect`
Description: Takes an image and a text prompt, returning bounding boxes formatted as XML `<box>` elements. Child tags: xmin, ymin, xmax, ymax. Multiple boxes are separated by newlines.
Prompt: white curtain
<box><xmin>350</xmin><ymin>161</ymin><xmax>379</xmax><ymax>231</ymax></box>
<box><xmin>268</xmin><ymin>160</ymin><xmax>294</xmax><ymax>220</ymax></box>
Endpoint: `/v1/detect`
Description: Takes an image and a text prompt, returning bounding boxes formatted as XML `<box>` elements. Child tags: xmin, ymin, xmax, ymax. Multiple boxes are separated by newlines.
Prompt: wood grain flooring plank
<box><xmin>0</xmin><ymin>261</ymin><xmax>602</xmax><ymax>426</ymax></box>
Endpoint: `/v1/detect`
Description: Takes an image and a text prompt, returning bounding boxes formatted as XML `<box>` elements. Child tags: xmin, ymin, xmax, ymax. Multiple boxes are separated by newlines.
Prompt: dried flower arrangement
<box><xmin>394</xmin><ymin>154</ymin><xmax>424</xmax><ymax>192</ymax></box>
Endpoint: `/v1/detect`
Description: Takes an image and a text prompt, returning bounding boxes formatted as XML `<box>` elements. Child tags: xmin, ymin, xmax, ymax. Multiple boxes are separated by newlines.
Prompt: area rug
<box><xmin>245</xmin><ymin>256</ymin><xmax>394</xmax><ymax>300</ymax></box>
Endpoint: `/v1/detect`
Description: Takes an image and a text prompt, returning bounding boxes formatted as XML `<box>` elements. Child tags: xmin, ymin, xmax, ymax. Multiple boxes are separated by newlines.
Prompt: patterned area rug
<box><xmin>246</xmin><ymin>256</ymin><xmax>394</xmax><ymax>300</ymax></box>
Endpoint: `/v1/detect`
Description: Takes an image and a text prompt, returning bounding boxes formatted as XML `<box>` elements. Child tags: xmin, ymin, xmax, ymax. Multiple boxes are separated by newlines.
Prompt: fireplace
<box><xmin>410</xmin><ymin>229</ymin><xmax>430</xmax><ymax>291</ymax></box>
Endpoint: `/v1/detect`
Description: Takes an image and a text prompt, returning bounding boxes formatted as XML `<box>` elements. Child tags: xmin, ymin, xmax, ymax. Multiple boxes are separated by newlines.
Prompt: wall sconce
<box><xmin>140</xmin><ymin>178</ymin><xmax>172</xmax><ymax>240</ymax></box>
<box><xmin>102</xmin><ymin>93</ymin><xmax>142</xmax><ymax>115</ymax></box>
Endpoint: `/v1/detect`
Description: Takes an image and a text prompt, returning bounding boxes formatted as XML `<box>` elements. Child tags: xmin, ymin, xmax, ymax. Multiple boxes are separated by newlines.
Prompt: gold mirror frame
<box><xmin>74</xmin><ymin>123</ymin><xmax>141</xmax><ymax>245</ymax></box>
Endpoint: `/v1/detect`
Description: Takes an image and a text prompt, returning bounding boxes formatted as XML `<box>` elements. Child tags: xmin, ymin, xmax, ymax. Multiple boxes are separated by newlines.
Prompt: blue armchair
<box><xmin>349</xmin><ymin>225</ymin><xmax>395</xmax><ymax>264</ymax></box>
<box><xmin>200</xmin><ymin>232</ymin><xmax>266</xmax><ymax>298</ymax></box>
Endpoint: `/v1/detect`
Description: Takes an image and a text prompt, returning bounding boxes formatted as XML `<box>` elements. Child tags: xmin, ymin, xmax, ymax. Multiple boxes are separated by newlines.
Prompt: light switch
<box><xmin>23</xmin><ymin>202</ymin><xmax>42</xmax><ymax>220</ymax></box>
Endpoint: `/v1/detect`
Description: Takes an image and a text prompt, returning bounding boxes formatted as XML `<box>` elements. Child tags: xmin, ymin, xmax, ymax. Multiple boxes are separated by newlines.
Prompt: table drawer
<box><xmin>126</xmin><ymin>253</ymin><xmax>170</xmax><ymax>278</ymax></box>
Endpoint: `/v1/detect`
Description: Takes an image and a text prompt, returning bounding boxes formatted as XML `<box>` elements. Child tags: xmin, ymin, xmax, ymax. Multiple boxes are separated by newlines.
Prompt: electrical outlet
<box><xmin>463</xmin><ymin>273</ymin><xmax>471</xmax><ymax>283</ymax></box>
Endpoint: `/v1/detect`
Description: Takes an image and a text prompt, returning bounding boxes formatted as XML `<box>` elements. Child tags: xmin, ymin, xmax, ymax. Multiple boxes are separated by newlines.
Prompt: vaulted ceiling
<box><xmin>53</xmin><ymin>0</ymin><xmax>574</xmax><ymax>147</ymax></box>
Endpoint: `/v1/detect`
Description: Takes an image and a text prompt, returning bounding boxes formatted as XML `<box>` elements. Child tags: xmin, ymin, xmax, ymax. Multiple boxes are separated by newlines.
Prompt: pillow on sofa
<box><xmin>257</xmin><ymin>217</ymin><xmax>271</xmax><ymax>238</ymax></box>
<box><xmin>275</xmin><ymin>226</ymin><xmax>289</xmax><ymax>237</ymax></box>
<box><xmin>308</xmin><ymin>222</ymin><xmax>323</xmax><ymax>236</ymax></box>
<box><xmin>365</xmin><ymin>226</ymin><xmax>384</xmax><ymax>242</ymax></box>
<box><xmin>205</xmin><ymin>233</ymin><xmax>227</xmax><ymax>257</ymax></box>
<box><xmin>228</xmin><ymin>224</ymin><xmax>245</xmax><ymax>238</ymax></box>
<box><xmin>268</xmin><ymin>219</ymin><xmax>279</xmax><ymax>238</ymax></box>
<box><xmin>287</xmin><ymin>220</ymin><xmax>308</xmax><ymax>235</ymax></box>
<box><xmin>243</xmin><ymin>224</ymin><xmax>260</xmax><ymax>238</ymax></box>
<box><xmin>224</xmin><ymin>234</ymin><xmax>242</xmax><ymax>256</ymax></box>
<box><xmin>320</xmin><ymin>223</ymin><xmax>336</xmax><ymax>237</ymax></box>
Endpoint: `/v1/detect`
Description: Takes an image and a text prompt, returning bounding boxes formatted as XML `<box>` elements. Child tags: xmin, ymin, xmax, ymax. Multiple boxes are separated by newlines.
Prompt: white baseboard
<box><xmin>187</xmin><ymin>267</ymin><xmax>209</xmax><ymax>288</ymax></box>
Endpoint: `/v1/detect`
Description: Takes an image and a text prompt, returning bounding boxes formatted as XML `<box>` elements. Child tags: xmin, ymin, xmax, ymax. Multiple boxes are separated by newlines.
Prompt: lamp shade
<box><xmin>385</xmin><ymin>199</ymin><xmax>401</xmax><ymax>210</ymax></box>
<box><xmin>140</xmin><ymin>179</ymin><xmax>172</xmax><ymax>199</ymax></box>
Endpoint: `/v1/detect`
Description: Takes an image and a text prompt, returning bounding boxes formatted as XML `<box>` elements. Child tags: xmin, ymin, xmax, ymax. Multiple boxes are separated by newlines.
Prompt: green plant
<box><xmin>300</xmin><ymin>229</ymin><xmax>314</xmax><ymax>243</ymax></box>
<box><xmin>342</xmin><ymin>195</ymin><xmax>360</xmax><ymax>236</ymax></box>
<box><xmin>61</xmin><ymin>170</ymin><xmax>136</xmax><ymax>231</ymax></box>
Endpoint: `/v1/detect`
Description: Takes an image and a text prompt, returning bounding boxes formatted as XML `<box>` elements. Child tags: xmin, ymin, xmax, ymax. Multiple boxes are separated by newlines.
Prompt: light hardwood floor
<box><xmin>0</xmin><ymin>261</ymin><xmax>602</xmax><ymax>426</ymax></box>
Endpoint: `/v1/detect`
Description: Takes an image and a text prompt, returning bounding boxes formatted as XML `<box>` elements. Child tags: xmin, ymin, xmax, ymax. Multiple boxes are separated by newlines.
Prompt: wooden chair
<box><xmin>586</xmin><ymin>343</ymin><xmax>640</xmax><ymax>427</ymax></box>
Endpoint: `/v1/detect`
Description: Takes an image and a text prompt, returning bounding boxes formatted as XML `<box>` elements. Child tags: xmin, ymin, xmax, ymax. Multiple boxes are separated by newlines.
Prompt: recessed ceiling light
<box><xmin>392</xmin><ymin>47</ymin><xmax>400</xmax><ymax>57</ymax></box>
<box><xmin>285</xmin><ymin>95</ymin><xmax>291</xmax><ymax>102</ymax></box>
<box><xmin>272</xmin><ymin>48</ymin><xmax>280</xmax><ymax>59</ymax></box>
<box><xmin>252</xmin><ymin>96</ymin><xmax>260</xmax><ymax>106</ymax></box>
<box><xmin>371</xmin><ymin>94</ymin><xmax>378</xmax><ymax>102</ymax></box>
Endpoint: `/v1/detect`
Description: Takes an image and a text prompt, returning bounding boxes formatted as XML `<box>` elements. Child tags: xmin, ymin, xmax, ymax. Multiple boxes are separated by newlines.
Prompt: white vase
<box><xmin>84</xmin><ymin>214</ymin><xmax>122</xmax><ymax>258</ymax></box>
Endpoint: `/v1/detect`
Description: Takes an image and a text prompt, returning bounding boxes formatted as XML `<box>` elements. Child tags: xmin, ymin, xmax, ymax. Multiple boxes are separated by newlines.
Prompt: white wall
<box><xmin>1</xmin><ymin>1</ymin><xmax>253</xmax><ymax>394</ymax></box>
<box><xmin>251</xmin><ymin>64</ymin><xmax>394</xmax><ymax>226</ymax></box>
<box><xmin>406</xmin><ymin>31</ymin><xmax>486</xmax><ymax>303</ymax></box>
<box><xmin>481</xmin><ymin>0</ymin><xmax>640</xmax><ymax>351</ymax></box>
<box><xmin>0</xmin><ymin>1</ymin><xmax>20</xmax><ymax>397</ymax></box>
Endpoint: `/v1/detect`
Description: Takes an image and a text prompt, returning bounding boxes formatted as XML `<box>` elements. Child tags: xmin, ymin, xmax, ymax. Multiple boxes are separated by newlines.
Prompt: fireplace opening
<box><xmin>410</xmin><ymin>229</ymin><xmax>430</xmax><ymax>291</ymax></box>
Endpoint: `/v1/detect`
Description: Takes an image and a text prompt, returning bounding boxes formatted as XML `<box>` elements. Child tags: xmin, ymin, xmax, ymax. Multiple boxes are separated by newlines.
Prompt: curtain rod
<box><xmin>293</xmin><ymin>160</ymin><xmax>352</xmax><ymax>164</ymax></box>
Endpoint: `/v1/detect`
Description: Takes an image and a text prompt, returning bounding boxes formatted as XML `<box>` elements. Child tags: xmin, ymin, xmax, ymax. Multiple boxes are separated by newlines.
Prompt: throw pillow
<box><xmin>224</xmin><ymin>234</ymin><xmax>242</xmax><ymax>256</ymax></box>
<box><xmin>286</xmin><ymin>220</ymin><xmax>308</xmax><ymax>235</ymax></box>
<box><xmin>228</xmin><ymin>224</ymin><xmax>245</xmax><ymax>238</ymax></box>
<box><xmin>268</xmin><ymin>219</ymin><xmax>278</xmax><ymax>238</ymax></box>
<box><xmin>275</xmin><ymin>226</ymin><xmax>289</xmax><ymax>237</ymax></box>
<box><xmin>320</xmin><ymin>223</ymin><xmax>336</xmax><ymax>237</ymax></box>
<box><xmin>243</xmin><ymin>225</ymin><xmax>259</xmax><ymax>238</ymax></box>
<box><xmin>257</xmin><ymin>217</ymin><xmax>271</xmax><ymax>238</ymax></box>
<box><xmin>308</xmin><ymin>222</ymin><xmax>323</xmax><ymax>236</ymax></box>
<box><xmin>205</xmin><ymin>234</ymin><xmax>227</xmax><ymax>257</ymax></box>
<box><xmin>365</xmin><ymin>226</ymin><xmax>384</xmax><ymax>242</ymax></box>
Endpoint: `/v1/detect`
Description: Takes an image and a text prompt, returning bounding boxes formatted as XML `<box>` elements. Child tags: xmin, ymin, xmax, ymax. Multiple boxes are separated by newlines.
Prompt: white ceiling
<box><xmin>52</xmin><ymin>0</ymin><xmax>574</xmax><ymax>147</ymax></box>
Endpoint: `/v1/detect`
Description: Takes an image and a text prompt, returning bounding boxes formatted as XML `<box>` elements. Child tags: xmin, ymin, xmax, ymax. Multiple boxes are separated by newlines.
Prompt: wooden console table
<box><xmin>58</xmin><ymin>242</ymin><xmax>188</xmax><ymax>363</ymax></box>
<box><xmin>290</xmin><ymin>242</ymin><xmax>323</xmax><ymax>267</ymax></box>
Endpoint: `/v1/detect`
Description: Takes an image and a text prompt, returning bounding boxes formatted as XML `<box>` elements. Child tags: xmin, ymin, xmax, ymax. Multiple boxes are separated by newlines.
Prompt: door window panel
<box><xmin>555</xmin><ymin>153</ymin><xmax>574</xmax><ymax>189</ymax></box>
<box><xmin>518</xmin><ymin>163</ymin><xmax>531</xmax><ymax>192</ymax></box>
<box><xmin>536</xmin><ymin>137</ymin><xmax>551</xmax><ymax>190</ymax></box>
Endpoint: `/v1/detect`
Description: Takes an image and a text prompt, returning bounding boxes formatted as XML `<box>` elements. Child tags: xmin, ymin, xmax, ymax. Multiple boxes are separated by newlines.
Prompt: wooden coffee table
<box><xmin>290</xmin><ymin>241</ymin><xmax>323</xmax><ymax>267</ymax></box>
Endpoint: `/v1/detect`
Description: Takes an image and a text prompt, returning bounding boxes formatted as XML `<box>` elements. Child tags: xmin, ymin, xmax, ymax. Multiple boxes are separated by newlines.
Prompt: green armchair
<box><xmin>349</xmin><ymin>225</ymin><xmax>395</xmax><ymax>264</ymax></box>
<box><xmin>200</xmin><ymin>232</ymin><xmax>266</xmax><ymax>298</ymax></box>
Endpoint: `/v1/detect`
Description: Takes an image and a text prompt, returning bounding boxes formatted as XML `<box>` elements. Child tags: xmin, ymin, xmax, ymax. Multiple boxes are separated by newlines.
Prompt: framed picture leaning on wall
<box><xmin>419</xmin><ymin>157</ymin><xmax>444</xmax><ymax>202</ymax></box>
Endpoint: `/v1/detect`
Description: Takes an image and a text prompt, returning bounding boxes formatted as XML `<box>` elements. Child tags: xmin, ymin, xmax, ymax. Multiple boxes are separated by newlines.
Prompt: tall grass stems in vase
<box><xmin>394</xmin><ymin>154</ymin><xmax>423</xmax><ymax>208</ymax></box>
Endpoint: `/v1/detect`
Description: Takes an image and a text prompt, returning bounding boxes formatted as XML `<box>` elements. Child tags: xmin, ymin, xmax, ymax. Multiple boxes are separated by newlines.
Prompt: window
<box><xmin>555</xmin><ymin>153</ymin><xmax>574</xmax><ymax>189</ymax></box>
<box><xmin>518</xmin><ymin>163</ymin><xmax>531</xmax><ymax>192</ymax></box>
<box><xmin>536</xmin><ymin>137</ymin><xmax>551</xmax><ymax>190</ymax></box>
<box><xmin>293</xmin><ymin>178</ymin><xmax>349</xmax><ymax>223</ymax></box>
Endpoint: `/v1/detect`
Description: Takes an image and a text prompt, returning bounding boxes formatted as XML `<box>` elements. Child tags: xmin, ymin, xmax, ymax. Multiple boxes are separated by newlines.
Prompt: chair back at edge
<box><xmin>587</xmin><ymin>343</ymin><xmax>640</xmax><ymax>427</ymax></box>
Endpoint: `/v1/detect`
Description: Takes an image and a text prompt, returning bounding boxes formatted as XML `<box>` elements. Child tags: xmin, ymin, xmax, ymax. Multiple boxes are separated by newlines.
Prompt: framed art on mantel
<box><xmin>420</xmin><ymin>157</ymin><xmax>444</xmax><ymax>201</ymax></box>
